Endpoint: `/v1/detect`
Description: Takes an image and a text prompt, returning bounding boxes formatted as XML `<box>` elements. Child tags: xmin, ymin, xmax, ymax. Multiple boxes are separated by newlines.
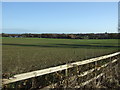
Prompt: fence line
<box><xmin>2</xmin><ymin>52</ymin><xmax>120</xmax><ymax>85</ymax></box>
<box><xmin>78</xmin><ymin>59</ymin><xmax>117</xmax><ymax>77</ymax></box>
<box><xmin>42</xmin><ymin>59</ymin><xmax>118</xmax><ymax>89</ymax></box>
<box><xmin>76</xmin><ymin>63</ymin><xmax>119</xmax><ymax>88</ymax></box>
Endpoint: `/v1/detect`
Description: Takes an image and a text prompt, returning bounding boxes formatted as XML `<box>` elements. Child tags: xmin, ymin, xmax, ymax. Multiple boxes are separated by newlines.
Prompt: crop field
<box><xmin>2</xmin><ymin>37</ymin><xmax>120</xmax><ymax>75</ymax></box>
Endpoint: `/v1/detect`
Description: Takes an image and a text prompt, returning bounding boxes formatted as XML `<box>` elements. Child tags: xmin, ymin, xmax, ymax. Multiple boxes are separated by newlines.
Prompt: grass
<box><xmin>2</xmin><ymin>37</ymin><xmax>120</xmax><ymax>75</ymax></box>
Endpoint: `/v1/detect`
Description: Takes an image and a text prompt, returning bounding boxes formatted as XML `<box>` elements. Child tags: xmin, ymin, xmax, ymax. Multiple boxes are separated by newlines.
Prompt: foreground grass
<box><xmin>2</xmin><ymin>37</ymin><xmax>120</xmax><ymax>75</ymax></box>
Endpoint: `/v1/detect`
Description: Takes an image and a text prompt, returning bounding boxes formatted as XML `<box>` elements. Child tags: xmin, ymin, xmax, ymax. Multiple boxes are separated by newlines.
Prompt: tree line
<box><xmin>1</xmin><ymin>33</ymin><xmax>120</xmax><ymax>39</ymax></box>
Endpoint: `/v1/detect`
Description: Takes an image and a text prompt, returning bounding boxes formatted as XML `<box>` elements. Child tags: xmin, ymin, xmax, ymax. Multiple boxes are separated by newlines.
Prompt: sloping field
<box><xmin>2</xmin><ymin>37</ymin><xmax>120</xmax><ymax>75</ymax></box>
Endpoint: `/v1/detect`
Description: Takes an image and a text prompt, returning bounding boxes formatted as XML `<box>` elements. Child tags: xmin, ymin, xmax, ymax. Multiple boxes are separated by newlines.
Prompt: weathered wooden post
<box><xmin>65</xmin><ymin>63</ymin><xmax>69</xmax><ymax>88</ymax></box>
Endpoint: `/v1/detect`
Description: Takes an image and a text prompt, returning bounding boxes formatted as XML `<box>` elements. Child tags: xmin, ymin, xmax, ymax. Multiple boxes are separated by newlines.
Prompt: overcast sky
<box><xmin>2</xmin><ymin>2</ymin><xmax>118</xmax><ymax>34</ymax></box>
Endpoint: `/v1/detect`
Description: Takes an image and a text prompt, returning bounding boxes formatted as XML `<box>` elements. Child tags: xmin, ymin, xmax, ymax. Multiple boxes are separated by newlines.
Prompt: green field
<box><xmin>2</xmin><ymin>37</ymin><xmax>120</xmax><ymax>75</ymax></box>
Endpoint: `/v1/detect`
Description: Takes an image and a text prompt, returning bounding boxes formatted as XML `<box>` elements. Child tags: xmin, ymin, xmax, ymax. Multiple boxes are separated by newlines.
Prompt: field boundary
<box><xmin>42</xmin><ymin>59</ymin><xmax>118</xmax><ymax>89</ymax></box>
<box><xmin>2</xmin><ymin>52</ymin><xmax>120</xmax><ymax>85</ymax></box>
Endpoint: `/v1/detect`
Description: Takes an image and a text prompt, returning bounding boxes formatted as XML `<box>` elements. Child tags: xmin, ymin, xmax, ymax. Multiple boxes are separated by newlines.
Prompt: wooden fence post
<box><xmin>65</xmin><ymin>64</ymin><xmax>68</xmax><ymax>88</ymax></box>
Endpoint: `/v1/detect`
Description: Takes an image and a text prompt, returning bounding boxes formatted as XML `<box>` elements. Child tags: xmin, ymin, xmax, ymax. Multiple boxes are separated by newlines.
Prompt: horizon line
<box><xmin>1</xmin><ymin>32</ymin><xmax>119</xmax><ymax>34</ymax></box>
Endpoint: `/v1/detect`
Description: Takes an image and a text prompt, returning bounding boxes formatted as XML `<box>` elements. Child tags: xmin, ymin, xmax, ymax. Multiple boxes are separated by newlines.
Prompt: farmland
<box><xmin>2</xmin><ymin>37</ymin><xmax>120</xmax><ymax>75</ymax></box>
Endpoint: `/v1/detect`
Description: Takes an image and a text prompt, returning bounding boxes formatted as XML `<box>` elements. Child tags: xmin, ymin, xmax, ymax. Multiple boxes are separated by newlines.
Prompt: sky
<box><xmin>2</xmin><ymin>2</ymin><xmax>118</xmax><ymax>34</ymax></box>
